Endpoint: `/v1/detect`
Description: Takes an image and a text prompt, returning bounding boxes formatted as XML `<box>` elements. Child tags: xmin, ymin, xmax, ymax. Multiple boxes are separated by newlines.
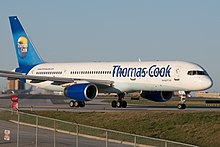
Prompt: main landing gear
<box><xmin>111</xmin><ymin>93</ymin><xmax>127</xmax><ymax>108</ymax></box>
<box><xmin>69</xmin><ymin>100</ymin><xmax>85</xmax><ymax>108</ymax></box>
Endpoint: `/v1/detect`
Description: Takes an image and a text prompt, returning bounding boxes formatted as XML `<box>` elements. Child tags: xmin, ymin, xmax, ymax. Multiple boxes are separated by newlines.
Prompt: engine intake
<box><xmin>140</xmin><ymin>91</ymin><xmax>173</xmax><ymax>102</ymax></box>
<box><xmin>64</xmin><ymin>83</ymin><xmax>98</xmax><ymax>101</ymax></box>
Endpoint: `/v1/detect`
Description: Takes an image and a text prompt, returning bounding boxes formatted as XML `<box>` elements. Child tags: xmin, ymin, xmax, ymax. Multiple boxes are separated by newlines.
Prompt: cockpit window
<box><xmin>187</xmin><ymin>70</ymin><xmax>207</xmax><ymax>76</ymax></box>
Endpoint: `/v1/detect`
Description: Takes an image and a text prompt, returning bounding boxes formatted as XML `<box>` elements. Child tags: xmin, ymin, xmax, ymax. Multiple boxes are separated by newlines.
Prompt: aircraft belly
<box><xmin>113</xmin><ymin>82</ymin><xmax>190</xmax><ymax>92</ymax></box>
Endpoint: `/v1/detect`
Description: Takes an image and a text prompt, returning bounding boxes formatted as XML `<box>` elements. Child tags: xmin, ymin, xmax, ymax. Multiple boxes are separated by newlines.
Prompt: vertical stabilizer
<box><xmin>9</xmin><ymin>16</ymin><xmax>43</xmax><ymax>73</ymax></box>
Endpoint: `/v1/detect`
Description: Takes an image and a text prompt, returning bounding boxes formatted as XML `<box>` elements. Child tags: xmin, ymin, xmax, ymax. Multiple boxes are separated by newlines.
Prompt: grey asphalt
<box><xmin>0</xmin><ymin>94</ymin><xmax>220</xmax><ymax>112</ymax></box>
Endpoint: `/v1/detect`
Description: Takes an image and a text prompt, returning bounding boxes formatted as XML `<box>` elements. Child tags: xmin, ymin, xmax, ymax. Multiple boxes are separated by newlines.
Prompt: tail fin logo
<box><xmin>17</xmin><ymin>36</ymin><xmax>28</xmax><ymax>58</ymax></box>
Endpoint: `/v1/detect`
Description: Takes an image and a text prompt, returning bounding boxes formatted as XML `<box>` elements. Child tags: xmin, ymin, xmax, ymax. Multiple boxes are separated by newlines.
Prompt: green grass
<box><xmin>19</xmin><ymin>110</ymin><xmax>220</xmax><ymax>147</ymax></box>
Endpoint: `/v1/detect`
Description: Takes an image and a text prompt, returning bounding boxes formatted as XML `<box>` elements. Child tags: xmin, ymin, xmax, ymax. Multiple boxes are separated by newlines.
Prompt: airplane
<box><xmin>0</xmin><ymin>16</ymin><xmax>213</xmax><ymax>109</ymax></box>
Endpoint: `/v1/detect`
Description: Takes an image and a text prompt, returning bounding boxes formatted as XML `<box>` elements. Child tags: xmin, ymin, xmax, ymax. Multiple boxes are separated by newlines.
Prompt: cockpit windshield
<box><xmin>187</xmin><ymin>70</ymin><xmax>207</xmax><ymax>76</ymax></box>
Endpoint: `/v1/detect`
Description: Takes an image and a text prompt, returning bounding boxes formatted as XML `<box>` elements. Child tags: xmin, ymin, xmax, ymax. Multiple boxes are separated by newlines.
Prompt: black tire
<box><xmin>69</xmin><ymin>101</ymin><xmax>75</xmax><ymax>107</ymax></box>
<box><xmin>112</xmin><ymin>100</ymin><xmax>117</xmax><ymax>108</ymax></box>
<box><xmin>74</xmin><ymin>101</ymin><xmax>79</xmax><ymax>107</ymax></box>
<box><xmin>79</xmin><ymin>101</ymin><xmax>85</xmax><ymax>107</ymax></box>
<box><xmin>182</xmin><ymin>104</ymin><xmax>186</xmax><ymax>109</ymax></box>
<box><xmin>121</xmin><ymin>101</ymin><xmax>127</xmax><ymax>108</ymax></box>
<box><xmin>177</xmin><ymin>104</ymin><xmax>186</xmax><ymax>109</ymax></box>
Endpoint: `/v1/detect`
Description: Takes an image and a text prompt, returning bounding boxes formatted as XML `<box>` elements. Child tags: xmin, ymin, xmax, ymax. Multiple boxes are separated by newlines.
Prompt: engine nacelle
<box><xmin>64</xmin><ymin>83</ymin><xmax>98</xmax><ymax>101</ymax></box>
<box><xmin>140</xmin><ymin>91</ymin><xmax>173</xmax><ymax>102</ymax></box>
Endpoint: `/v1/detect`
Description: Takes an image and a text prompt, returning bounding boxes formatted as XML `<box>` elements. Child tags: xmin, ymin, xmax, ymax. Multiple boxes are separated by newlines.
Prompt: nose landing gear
<box><xmin>177</xmin><ymin>91</ymin><xmax>191</xmax><ymax>109</ymax></box>
<box><xmin>177</xmin><ymin>97</ymin><xmax>186</xmax><ymax>109</ymax></box>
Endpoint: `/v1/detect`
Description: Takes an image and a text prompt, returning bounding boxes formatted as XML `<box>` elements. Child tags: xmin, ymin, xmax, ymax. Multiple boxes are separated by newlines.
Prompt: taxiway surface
<box><xmin>0</xmin><ymin>94</ymin><xmax>219</xmax><ymax>112</ymax></box>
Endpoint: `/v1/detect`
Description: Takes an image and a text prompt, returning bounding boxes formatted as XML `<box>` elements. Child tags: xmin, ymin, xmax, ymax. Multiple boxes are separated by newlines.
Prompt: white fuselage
<box><xmin>26</xmin><ymin>61</ymin><xmax>213</xmax><ymax>93</ymax></box>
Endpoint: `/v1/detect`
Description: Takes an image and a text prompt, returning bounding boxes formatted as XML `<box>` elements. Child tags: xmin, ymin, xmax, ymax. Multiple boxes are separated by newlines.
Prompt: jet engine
<box><xmin>140</xmin><ymin>91</ymin><xmax>173</xmax><ymax>102</ymax></box>
<box><xmin>64</xmin><ymin>83</ymin><xmax>98</xmax><ymax>101</ymax></box>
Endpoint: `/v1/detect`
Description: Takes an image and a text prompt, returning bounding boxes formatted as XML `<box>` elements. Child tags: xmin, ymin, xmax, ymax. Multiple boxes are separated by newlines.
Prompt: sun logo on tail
<box><xmin>17</xmin><ymin>36</ymin><xmax>28</xmax><ymax>58</ymax></box>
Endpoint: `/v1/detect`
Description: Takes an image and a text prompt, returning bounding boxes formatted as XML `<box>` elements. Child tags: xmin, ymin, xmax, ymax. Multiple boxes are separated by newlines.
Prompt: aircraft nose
<box><xmin>200</xmin><ymin>76</ymin><xmax>213</xmax><ymax>90</ymax></box>
<box><xmin>206</xmin><ymin>76</ymin><xmax>213</xmax><ymax>89</ymax></box>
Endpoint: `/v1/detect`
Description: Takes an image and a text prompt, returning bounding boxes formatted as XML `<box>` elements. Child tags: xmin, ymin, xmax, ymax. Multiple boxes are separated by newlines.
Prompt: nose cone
<box><xmin>207</xmin><ymin>76</ymin><xmax>213</xmax><ymax>89</ymax></box>
<box><xmin>200</xmin><ymin>76</ymin><xmax>213</xmax><ymax>90</ymax></box>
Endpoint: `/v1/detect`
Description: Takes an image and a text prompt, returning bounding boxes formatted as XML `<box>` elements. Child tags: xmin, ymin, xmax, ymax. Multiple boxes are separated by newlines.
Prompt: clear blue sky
<box><xmin>0</xmin><ymin>0</ymin><xmax>219</xmax><ymax>92</ymax></box>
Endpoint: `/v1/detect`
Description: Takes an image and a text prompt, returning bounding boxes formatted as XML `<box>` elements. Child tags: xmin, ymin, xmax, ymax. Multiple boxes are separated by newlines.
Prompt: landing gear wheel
<box><xmin>74</xmin><ymin>101</ymin><xmax>79</xmax><ymax>107</ymax></box>
<box><xmin>69</xmin><ymin>101</ymin><xmax>85</xmax><ymax>108</ymax></box>
<box><xmin>111</xmin><ymin>93</ymin><xmax>128</xmax><ymax>108</ymax></box>
<box><xmin>79</xmin><ymin>101</ymin><xmax>85</xmax><ymax>107</ymax></box>
<box><xmin>177</xmin><ymin>104</ymin><xmax>186</xmax><ymax>109</ymax></box>
<box><xmin>177</xmin><ymin>91</ymin><xmax>189</xmax><ymax>109</ymax></box>
<box><xmin>121</xmin><ymin>101</ymin><xmax>127</xmax><ymax>108</ymax></box>
<box><xmin>111</xmin><ymin>100</ymin><xmax>117</xmax><ymax>108</ymax></box>
<box><xmin>69</xmin><ymin>101</ymin><xmax>75</xmax><ymax>107</ymax></box>
<box><xmin>111</xmin><ymin>101</ymin><xmax>127</xmax><ymax>108</ymax></box>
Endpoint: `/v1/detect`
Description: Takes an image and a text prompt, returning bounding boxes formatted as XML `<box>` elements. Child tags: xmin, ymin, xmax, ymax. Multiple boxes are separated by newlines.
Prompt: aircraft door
<box><xmin>174</xmin><ymin>67</ymin><xmax>181</xmax><ymax>81</ymax></box>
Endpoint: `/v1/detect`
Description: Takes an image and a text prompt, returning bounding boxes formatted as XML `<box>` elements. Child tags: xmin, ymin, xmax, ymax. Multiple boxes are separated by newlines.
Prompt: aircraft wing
<box><xmin>0</xmin><ymin>70</ymin><xmax>114</xmax><ymax>86</ymax></box>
